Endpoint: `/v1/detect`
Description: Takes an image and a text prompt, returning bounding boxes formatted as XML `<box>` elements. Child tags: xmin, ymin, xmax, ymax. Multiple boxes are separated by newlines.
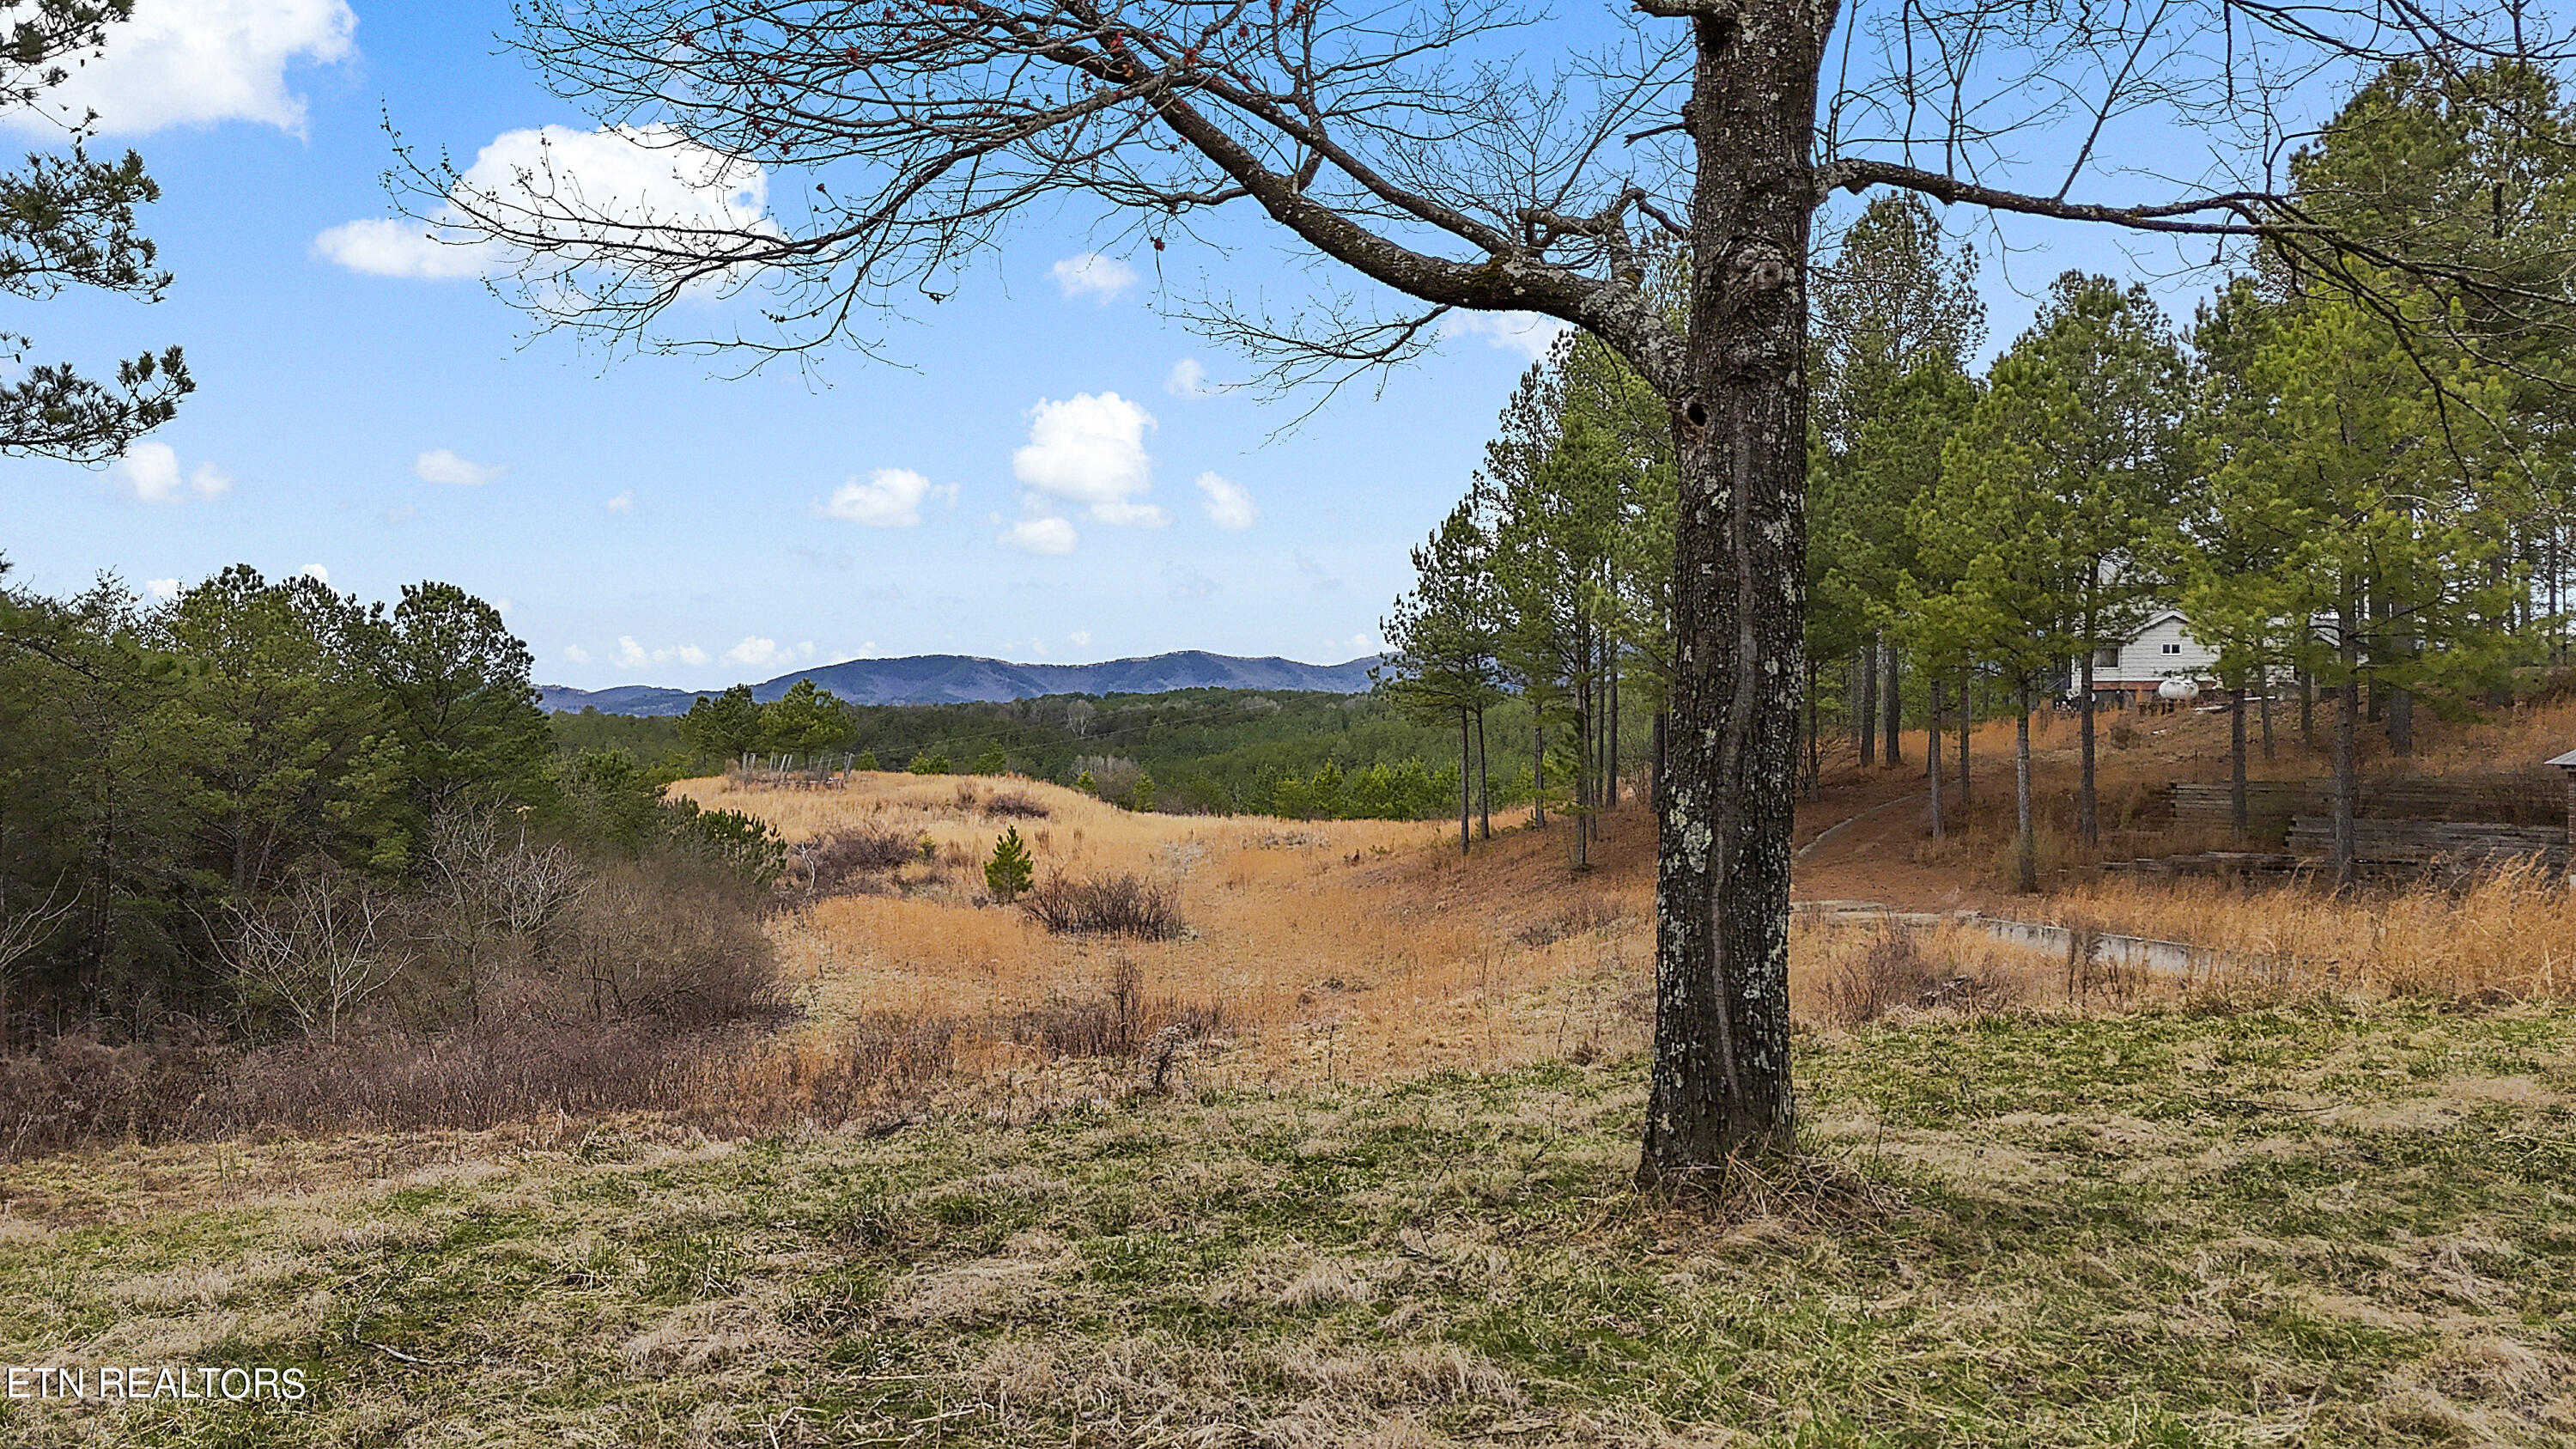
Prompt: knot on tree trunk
<box><xmin>1726</xmin><ymin>239</ymin><xmax>1792</xmax><ymax>295</ymax></box>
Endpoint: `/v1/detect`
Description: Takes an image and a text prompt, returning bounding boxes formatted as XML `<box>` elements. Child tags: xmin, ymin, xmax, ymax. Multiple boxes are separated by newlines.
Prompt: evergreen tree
<box><xmin>756</xmin><ymin>679</ymin><xmax>854</xmax><ymax>756</ymax></box>
<box><xmin>2216</xmin><ymin>288</ymin><xmax>2518</xmax><ymax>888</ymax></box>
<box><xmin>970</xmin><ymin>743</ymin><xmax>1009</xmax><ymax>776</ymax></box>
<box><xmin>371</xmin><ymin>582</ymin><xmax>551</xmax><ymax>833</ymax></box>
<box><xmin>0</xmin><ymin>3</ymin><xmax>193</xmax><ymax>463</ymax></box>
<box><xmin>677</xmin><ymin>685</ymin><xmax>762</xmax><ymax>765</ymax></box>
<box><xmin>1378</xmin><ymin>498</ymin><xmax>1504</xmax><ymax>854</ymax></box>
<box><xmin>983</xmin><ymin>827</ymin><xmax>1034</xmax><ymax>903</ymax></box>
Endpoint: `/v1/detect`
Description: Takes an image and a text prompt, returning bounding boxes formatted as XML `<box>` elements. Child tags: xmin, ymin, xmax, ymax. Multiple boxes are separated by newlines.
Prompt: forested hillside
<box><xmin>0</xmin><ymin>563</ymin><xmax>783</xmax><ymax>1113</ymax></box>
<box><xmin>552</xmin><ymin>685</ymin><xmax>1658</xmax><ymax>820</ymax></box>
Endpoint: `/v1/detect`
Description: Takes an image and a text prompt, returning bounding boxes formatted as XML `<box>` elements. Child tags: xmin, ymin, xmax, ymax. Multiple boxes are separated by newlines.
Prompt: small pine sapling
<box><xmin>854</xmin><ymin>749</ymin><xmax>879</xmax><ymax>771</ymax></box>
<box><xmin>984</xmin><ymin>827</ymin><xmax>1035</xmax><ymax>903</ymax></box>
<box><xmin>1075</xmin><ymin>770</ymin><xmax>1097</xmax><ymax>795</ymax></box>
<box><xmin>1131</xmin><ymin>770</ymin><xmax>1157</xmax><ymax>813</ymax></box>
<box><xmin>971</xmin><ymin>743</ymin><xmax>1008</xmax><ymax>776</ymax></box>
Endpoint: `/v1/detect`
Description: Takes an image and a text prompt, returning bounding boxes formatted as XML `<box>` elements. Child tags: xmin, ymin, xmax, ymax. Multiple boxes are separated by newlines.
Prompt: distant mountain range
<box><xmin>537</xmin><ymin>649</ymin><xmax>1381</xmax><ymax>715</ymax></box>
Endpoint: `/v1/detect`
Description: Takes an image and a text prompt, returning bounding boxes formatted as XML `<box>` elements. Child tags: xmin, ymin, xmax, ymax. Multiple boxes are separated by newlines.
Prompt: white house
<box><xmin>2080</xmin><ymin>611</ymin><xmax>2221</xmax><ymax>706</ymax></box>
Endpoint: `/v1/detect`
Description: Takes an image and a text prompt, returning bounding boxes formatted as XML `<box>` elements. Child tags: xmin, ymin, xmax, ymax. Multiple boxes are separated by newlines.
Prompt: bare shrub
<box><xmin>0</xmin><ymin>1032</ymin><xmax>225</xmax><ymax>1160</ymax></box>
<box><xmin>218</xmin><ymin>871</ymin><xmax>415</xmax><ymax>1043</ymax></box>
<box><xmin>1019</xmin><ymin>873</ymin><xmax>1184</xmax><ymax>940</ymax></box>
<box><xmin>799</xmin><ymin>828</ymin><xmax>917</xmax><ymax>895</ymax></box>
<box><xmin>569</xmin><ymin>860</ymin><xmax>781</xmax><ymax>1028</ymax></box>
<box><xmin>1007</xmin><ymin>960</ymin><xmax>1224</xmax><ymax>1059</ymax></box>
<box><xmin>1820</xmin><ymin>928</ymin><xmax>1989</xmax><ymax>1028</ymax></box>
<box><xmin>984</xmin><ymin>789</ymin><xmax>1050</xmax><ymax>819</ymax></box>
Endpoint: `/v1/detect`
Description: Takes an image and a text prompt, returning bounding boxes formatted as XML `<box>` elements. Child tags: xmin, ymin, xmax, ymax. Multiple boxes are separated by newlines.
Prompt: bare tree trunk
<box><xmin>1927</xmin><ymin>677</ymin><xmax>1945</xmax><ymax>838</ymax></box>
<box><xmin>2259</xmin><ymin>665</ymin><xmax>2275</xmax><ymax>762</ymax></box>
<box><xmin>1607</xmin><ymin>646</ymin><xmax>1621</xmax><ymax>811</ymax></box>
<box><xmin>2014</xmin><ymin>682</ymin><xmax>2037</xmax><ymax>894</ymax></box>
<box><xmin>2334</xmin><ymin>610</ymin><xmax>2360</xmax><ymax>893</ymax></box>
<box><xmin>1641</xmin><ymin>21</ymin><xmax>1819</xmax><ymax>1181</ymax></box>
<box><xmin>2389</xmin><ymin>681</ymin><xmax>2414</xmax><ymax>756</ymax></box>
<box><xmin>1958</xmin><ymin>675</ymin><xmax>1971</xmax><ymax>817</ymax></box>
<box><xmin>1652</xmin><ymin>709</ymin><xmax>1668</xmax><ymax>817</ymax></box>
<box><xmin>1476</xmin><ymin>708</ymin><xmax>1491</xmax><ymax>841</ymax></box>
<box><xmin>2077</xmin><ymin>652</ymin><xmax>2098</xmax><ymax>846</ymax></box>
<box><xmin>1857</xmin><ymin>640</ymin><xmax>1879</xmax><ymax>767</ymax></box>
<box><xmin>1881</xmin><ymin>636</ymin><xmax>1902</xmax><ymax>767</ymax></box>
<box><xmin>1803</xmin><ymin>660</ymin><xmax>1822</xmax><ymax>800</ymax></box>
<box><xmin>1533</xmin><ymin>726</ymin><xmax>1546</xmax><ymax>827</ymax></box>
<box><xmin>2229</xmin><ymin>682</ymin><xmax>2249</xmax><ymax>838</ymax></box>
<box><xmin>1459</xmin><ymin>709</ymin><xmax>1472</xmax><ymax>855</ymax></box>
<box><xmin>2299</xmin><ymin>664</ymin><xmax>2315</xmax><ymax>750</ymax></box>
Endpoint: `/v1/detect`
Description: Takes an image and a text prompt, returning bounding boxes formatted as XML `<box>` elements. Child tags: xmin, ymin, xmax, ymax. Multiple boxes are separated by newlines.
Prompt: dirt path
<box><xmin>1790</xmin><ymin>762</ymin><xmax>2001</xmax><ymax>914</ymax></box>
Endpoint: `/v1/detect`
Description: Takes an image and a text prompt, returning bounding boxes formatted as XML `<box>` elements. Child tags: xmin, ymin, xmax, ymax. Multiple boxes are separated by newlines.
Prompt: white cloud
<box><xmin>605</xmin><ymin>490</ymin><xmax>635</xmax><ymax>514</ymax></box>
<box><xmin>1329</xmin><ymin>630</ymin><xmax>1381</xmax><ymax>655</ymax></box>
<box><xmin>1012</xmin><ymin>392</ymin><xmax>1165</xmax><ymax>526</ymax></box>
<box><xmin>301</xmin><ymin>564</ymin><xmax>330</xmax><ymax>585</ymax></box>
<box><xmin>144</xmin><ymin>578</ymin><xmax>181</xmax><ymax>601</ymax></box>
<box><xmin>817</xmin><ymin>467</ymin><xmax>949</xmax><ymax>527</ymax></box>
<box><xmin>1446</xmin><ymin>310</ymin><xmax>1571</xmax><ymax>361</ymax></box>
<box><xmin>617</xmin><ymin>636</ymin><xmax>708</xmax><ymax>670</ymax></box>
<box><xmin>1050</xmin><ymin>252</ymin><xmax>1137</xmax><ymax>302</ymax></box>
<box><xmin>492</xmin><ymin>598</ymin><xmax>513</xmax><ymax>615</ymax></box>
<box><xmin>1165</xmin><ymin>357</ymin><xmax>1232</xmax><ymax>398</ymax></box>
<box><xmin>1069</xmin><ymin>630</ymin><xmax>1091</xmax><ymax>648</ymax></box>
<box><xmin>311</xmin><ymin>217</ymin><xmax>488</xmax><ymax>280</ymax></box>
<box><xmin>1194</xmin><ymin>472</ymin><xmax>1258</xmax><ymax>530</ymax></box>
<box><xmin>562</xmin><ymin>644</ymin><xmax>591</xmax><ymax>664</ymax></box>
<box><xmin>109</xmin><ymin>443</ymin><xmax>232</xmax><ymax>503</ymax></box>
<box><xmin>1000</xmin><ymin>517</ymin><xmax>1078</xmax><ymax>556</ymax></box>
<box><xmin>316</xmin><ymin>124</ymin><xmax>769</xmax><ymax>282</ymax></box>
<box><xmin>415</xmin><ymin>448</ymin><xmax>506</xmax><ymax>485</ymax></box>
<box><xmin>727</xmin><ymin>636</ymin><xmax>797</xmax><ymax>668</ymax></box>
<box><xmin>5</xmin><ymin>0</ymin><xmax>355</xmax><ymax>138</ymax></box>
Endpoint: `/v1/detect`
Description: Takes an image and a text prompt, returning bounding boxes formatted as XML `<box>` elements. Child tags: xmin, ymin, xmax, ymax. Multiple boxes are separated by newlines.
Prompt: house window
<box><xmin>2160</xmin><ymin>642</ymin><xmax>2183</xmax><ymax>655</ymax></box>
<box><xmin>2093</xmin><ymin>647</ymin><xmax>2121</xmax><ymax>667</ymax></box>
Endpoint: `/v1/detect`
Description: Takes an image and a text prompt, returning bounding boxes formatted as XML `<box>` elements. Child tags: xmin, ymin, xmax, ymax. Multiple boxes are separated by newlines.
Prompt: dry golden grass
<box><xmin>675</xmin><ymin>771</ymin><xmax>1665</xmax><ymax>1093</ymax></box>
<box><xmin>2033</xmin><ymin>862</ymin><xmax>2576</xmax><ymax>1001</ymax></box>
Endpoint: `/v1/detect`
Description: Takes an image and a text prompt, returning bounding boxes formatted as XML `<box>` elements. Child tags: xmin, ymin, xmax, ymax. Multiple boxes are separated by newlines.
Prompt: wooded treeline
<box><xmin>631</xmin><ymin>680</ymin><xmax>1653</xmax><ymax>821</ymax></box>
<box><xmin>1384</xmin><ymin>59</ymin><xmax>2576</xmax><ymax>891</ymax></box>
<box><xmin>0</xmin><ymin>563</ymin><xmax>783</xmax><ymax>1069</ymax></box>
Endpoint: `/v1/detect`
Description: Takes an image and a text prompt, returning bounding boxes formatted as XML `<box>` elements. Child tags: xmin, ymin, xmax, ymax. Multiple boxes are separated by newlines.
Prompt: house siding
<box><xmin>2082</xmin><ymin>613</ymin><xmax>2222</xmax><ymax>698</ymax></box>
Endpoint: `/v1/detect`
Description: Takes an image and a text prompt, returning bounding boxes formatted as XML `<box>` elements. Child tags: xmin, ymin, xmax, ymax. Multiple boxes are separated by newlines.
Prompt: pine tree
<box><xmin>854</xmin><ymin>749</ymin><xmax>879</xmax><ymax>771</ymax></box>
<box><xmin>983</xmin><ymin>827</ymin><xmax>1034</xmax><ymax>903</ymax></box>
<box><xmin>970</xmin><ymin>743</ymin><xmax>1008</xmax><ymax>776</ymax></box>
<box><xmin>2216</xmin><ymin>286</ymin><xmax>2517</xmax><ymax>888</ymax></box>
<box><xmin>1379</xmin><ymin>498</ymin><xmax>1504</xmax><ymax>855</ymax></box>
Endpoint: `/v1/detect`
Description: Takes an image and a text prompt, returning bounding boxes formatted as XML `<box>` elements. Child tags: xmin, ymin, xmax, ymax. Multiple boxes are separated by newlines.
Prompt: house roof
<box><xmin>2548</xmin><ymin>748</ymin><xmax>2576</xmax><ymax>770</ymax></box>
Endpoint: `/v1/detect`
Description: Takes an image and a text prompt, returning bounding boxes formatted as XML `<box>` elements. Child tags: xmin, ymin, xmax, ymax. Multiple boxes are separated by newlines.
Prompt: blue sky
<box><xmin>0</xmin><ymin>1</ymin><xmax>2264</xmax><ymax>691</ymax></box>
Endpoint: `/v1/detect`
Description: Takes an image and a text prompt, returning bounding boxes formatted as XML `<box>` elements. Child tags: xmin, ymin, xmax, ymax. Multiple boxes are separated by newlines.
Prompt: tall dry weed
<box><xmin>2038</xmin><ymin>860</ymin><xmax>2574</xmax><ymax>1001</ymax></box>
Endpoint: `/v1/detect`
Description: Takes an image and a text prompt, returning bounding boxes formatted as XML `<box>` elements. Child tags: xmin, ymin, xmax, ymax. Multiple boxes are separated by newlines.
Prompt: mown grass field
<box><xmin>3</xmin><ymin>1000</ymin><xmax>2568</xmax><ymax>1447</ymax></box>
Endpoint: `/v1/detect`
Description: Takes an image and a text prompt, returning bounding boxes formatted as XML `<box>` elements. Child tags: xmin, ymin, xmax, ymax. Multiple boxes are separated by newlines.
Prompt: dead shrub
<box><xmin>1006</xmin><ymin>960</ymin><xmax>1224</xmax><ymax>1058</ymax></box>
<box><xmin>799</xmin><ymin>828</ymin><xmax>918</xmax><ymax>894</ymax></box>
<box><xmin>0</xmin><ymin>1032</ymin><xmax>226</xmax><ymax>1160</ymax></box>
<box><xmin>1019</xmin><ymin>873</ymin><xmax>1184</xmax><ymax>940</ymax></box>
<box><xmin>984</xmin><ymin>789</ymin><xmax>1050</xmax><ymax>819</ymax></box>
<box><xmin>1820</xmin><ymin>928</ymin><xmax>1989</xmax><ymax>1027</ymax></box>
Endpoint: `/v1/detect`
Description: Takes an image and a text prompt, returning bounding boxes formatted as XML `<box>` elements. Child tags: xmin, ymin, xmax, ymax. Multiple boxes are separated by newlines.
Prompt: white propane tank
<box><xmin>2157</xmin><ymin>677</ymin><xmax>2201</xmax><ymax>703</ymax></box>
